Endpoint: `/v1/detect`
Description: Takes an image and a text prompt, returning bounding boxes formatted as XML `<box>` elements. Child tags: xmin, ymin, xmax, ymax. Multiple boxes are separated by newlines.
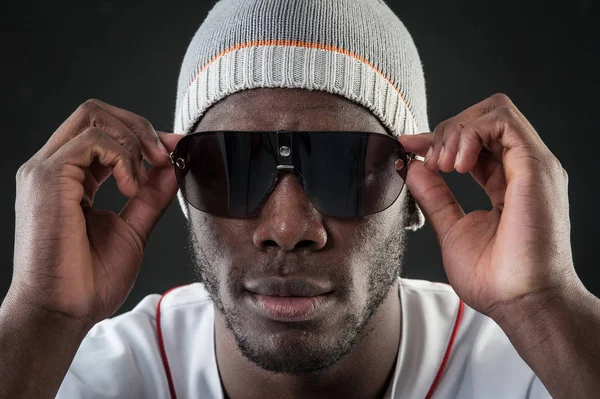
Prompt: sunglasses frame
<box><xmin>169</xmin><ymin>130</ymin><xmax>424</xmax><ymax>218</ymax></box>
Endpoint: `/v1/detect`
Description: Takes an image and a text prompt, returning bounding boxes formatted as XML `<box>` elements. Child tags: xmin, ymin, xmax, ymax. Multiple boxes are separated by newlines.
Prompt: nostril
<box><xmin>261</xmin><ymin>239</ymin><xmax>314</xmax><ymax>250</ymax></box>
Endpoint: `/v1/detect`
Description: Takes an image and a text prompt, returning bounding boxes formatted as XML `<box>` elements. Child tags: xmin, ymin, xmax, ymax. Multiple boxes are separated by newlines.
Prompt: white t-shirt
<box><xmin>56</xmin><ymin>278</ymin><xmax>552</xmax><ymax>398</ymax></box>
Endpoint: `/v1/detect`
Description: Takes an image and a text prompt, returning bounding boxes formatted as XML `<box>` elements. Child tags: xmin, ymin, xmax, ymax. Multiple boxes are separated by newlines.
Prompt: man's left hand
<box><xmin>398</xmin><ymin>92</ymin><xmax>581</xmax><ymax>318</ymax></box>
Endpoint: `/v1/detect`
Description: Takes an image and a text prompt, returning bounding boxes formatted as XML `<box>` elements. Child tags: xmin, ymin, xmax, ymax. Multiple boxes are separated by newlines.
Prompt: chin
<box><xmin>230</xmin><ymin>313</ymin><xmax>360</xmax><ymax>375</ymax></box>
<box><xmin>237</xmin><ymin>330</ymin><xmax>349</xmax><ymax>374</ymax></box>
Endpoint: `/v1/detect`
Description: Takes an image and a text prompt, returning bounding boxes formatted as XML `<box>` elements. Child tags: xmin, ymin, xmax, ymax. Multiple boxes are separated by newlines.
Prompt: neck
<box><xmin>215</xmin><ymin>281</ymin><xmax>402</xmax><ymax>399</ymax></box>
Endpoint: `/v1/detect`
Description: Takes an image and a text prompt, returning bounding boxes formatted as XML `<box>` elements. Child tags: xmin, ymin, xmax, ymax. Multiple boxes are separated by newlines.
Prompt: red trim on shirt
<box><xmin>157</xmin><ymin>283</ymin><xmax>464</xmax><ymax>399</ymax></box>
<box><xmin>156</xmin><ymin>285</ymin><xmax>189</xmax><ymax>399</ymax></box>
<box><xmin>424</xmin><ymin>300</ymin><xmax>465</xmax><ymax>399</ymax></box>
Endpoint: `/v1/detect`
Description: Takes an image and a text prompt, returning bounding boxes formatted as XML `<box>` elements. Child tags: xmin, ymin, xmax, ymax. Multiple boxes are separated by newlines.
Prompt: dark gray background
<box><xmin>2</xmin><ymin>0</ymin><xmax>598</xmax><ymax>316</ymax></box>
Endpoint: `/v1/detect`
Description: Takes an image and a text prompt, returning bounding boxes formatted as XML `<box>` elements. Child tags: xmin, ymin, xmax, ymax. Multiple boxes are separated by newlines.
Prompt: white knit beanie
<box><xmin>173</xmin><ymin>0</ymin><xmax>429</xmax><ymax>229</ymax></box>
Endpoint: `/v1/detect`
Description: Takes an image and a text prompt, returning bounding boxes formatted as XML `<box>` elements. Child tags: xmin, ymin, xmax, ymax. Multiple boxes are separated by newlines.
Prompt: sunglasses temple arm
<box><xmin>407</xmin><ymin>152</ymin><xmax>425</xmax><ymax>163</ymax></box>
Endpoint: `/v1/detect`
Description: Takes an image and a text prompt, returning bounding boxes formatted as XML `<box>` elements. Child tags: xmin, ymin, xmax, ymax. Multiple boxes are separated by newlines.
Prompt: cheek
<box><xmin>188</xmin><ymin>213</ymin><xmax>254</xmax><ymax>294</ymax></box>
<box><xmin>190</xmin><ymin>213</ymin><xmax>252</xmax><ymax>256</ymax></box>
<box><xmin>329</xmin><ymin>201</ymin><xmax>401</xmax><ymax>262</ymax></box>
<box><xmin>326</xmin><ymin>199</ymin><xmax>404</xmax><ymax>292</ymax></box>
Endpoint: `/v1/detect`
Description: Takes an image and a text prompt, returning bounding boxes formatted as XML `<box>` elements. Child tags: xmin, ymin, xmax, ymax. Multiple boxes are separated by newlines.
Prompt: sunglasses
<box><xmin>170</xmin><ymin>130</ymin><xmax>420</xmax><ymax>218</ymax></box>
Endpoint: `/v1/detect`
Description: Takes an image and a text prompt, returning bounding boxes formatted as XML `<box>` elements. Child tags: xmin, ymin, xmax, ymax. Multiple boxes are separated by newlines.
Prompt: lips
<box><xmin>244</xmin><ymin>277</ymin><xmax>334</xmax><ymax>322</ymax></box>
<box><xmin>245</xmin><ymin>277</ymin><xmax>333</xmax><ymax>297</ymax></box>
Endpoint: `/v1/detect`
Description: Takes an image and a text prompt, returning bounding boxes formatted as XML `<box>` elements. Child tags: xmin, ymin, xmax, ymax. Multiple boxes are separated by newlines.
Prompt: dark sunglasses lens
<box><xmin>173</xmin><ymin>132</ymin><xmax>277</xmax><ymax>217</ymax></box>
<box><xmin>296</xmin><ymin>132</ymin><xmax>407</xmax><ymax>217</ymax></box>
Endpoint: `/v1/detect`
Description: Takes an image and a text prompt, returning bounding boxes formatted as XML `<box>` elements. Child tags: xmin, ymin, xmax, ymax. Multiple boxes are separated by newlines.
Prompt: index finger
<box><xmin>156</xmin><ymin>131</ymin><xmax>183</xmax><ymax>153</ymax></box>
<box><xmin>89</xmin><ymin>99</ymin><xmax>172</xmax><ymax>166</ymax></box>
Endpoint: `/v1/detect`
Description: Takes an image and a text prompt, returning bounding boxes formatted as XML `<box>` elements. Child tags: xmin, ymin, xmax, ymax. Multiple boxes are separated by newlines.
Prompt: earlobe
<box><xmin>403</xmin><ymin>190</ymin><xmax>425</xmax><ymax>231</ymax></box>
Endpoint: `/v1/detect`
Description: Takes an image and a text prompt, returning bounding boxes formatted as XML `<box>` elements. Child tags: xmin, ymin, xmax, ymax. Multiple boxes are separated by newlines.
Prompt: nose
<box><xmin>253</xmin><ymin>172</ymin><xmax>328</xmax><ymax>252</ymax></box>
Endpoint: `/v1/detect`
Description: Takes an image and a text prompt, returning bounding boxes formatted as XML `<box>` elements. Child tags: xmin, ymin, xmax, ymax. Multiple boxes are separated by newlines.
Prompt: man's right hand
<box><xmin>6</xmin><ymin>98</ymin><xmax>183</xmax><ymax>328</ymax></box>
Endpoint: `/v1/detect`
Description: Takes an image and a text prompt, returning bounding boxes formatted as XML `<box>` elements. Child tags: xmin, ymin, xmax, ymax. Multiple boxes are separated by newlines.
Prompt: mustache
<box><xmin>195</xmin><ymin>251</ymin><xmax>352</xmax><ymax>296</ymax></box>
<box><xmin>242</xmin><ymin>254</ymin><xmax>327</xmax><ymax>276</ymax></box>
<box><xmin>233</xmin><ymin>256</ymin><xmax>343</xmax><ymax>296</ymax></box>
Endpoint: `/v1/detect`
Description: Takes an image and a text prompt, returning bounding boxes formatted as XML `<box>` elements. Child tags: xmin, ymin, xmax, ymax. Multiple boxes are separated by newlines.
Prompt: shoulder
<box><xmin>399</xmin><ymin>278</ymin><xmax>517</xmax><ymax>349</ymax></box>
<box><xmin>156</xmin><ymin>282</ymin><xmax>213</xmax><ymax>314</ymax></box>
<box><xmin>397</xmin><ymin>278</ymin><xmax>550</xmax><ymax>399</ymax></box>
<box><xmin>56</xmin><ymin>283</ymin><xmax>214</xmax><ymax>399</ymax></box>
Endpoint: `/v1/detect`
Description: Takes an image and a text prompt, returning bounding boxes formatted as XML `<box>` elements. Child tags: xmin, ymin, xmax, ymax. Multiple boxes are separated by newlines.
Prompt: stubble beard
<box><xmin>184</xmin><ymin>206</ymin><xmax>408</xmax><ymax>375</ymax></box>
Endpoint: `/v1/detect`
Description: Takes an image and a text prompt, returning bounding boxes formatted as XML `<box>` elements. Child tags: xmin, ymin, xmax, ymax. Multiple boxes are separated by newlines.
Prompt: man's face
<box><xmin>184</xmin><ymin>88</ymin><xmax>409</xmax><ymax>374</ymax></box>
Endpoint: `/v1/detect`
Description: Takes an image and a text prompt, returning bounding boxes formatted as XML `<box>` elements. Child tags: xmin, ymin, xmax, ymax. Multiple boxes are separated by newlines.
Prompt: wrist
<box><xmin>485</xmin><ymin>280</ymin><xmax>600</xmax><ymax>399</ymax></box>
<box><xmin>0</xmin><ymin>289</ymin><xmax>93</xmax><ymax>399</ymax></box>
<box><xmin>1</xmin><ymin>287</ymin><xmax>93</xmax><ymax>340</ymax></box>
<box><xmin>487</xmin><ymin>280</ymin><xmax>589</xmax><ymax>340</ymax></box>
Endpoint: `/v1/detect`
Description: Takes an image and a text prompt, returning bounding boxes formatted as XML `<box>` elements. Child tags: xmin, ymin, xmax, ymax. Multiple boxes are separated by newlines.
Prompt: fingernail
<box><xmin>157</xmin><ymin>140</ymin><xmax>170</xmax><ymax>157</ymax></box>
<box><xmin>455</xmin><ymin>148</ymin><xmax>461</xmax><ymax>168</ymax></box>
<box><xmin>425</xmin><ymin>146</ymin><xmax>433</xmax><ymax>162</ymax></box>
<box><xmin>439</xmin><ymin>145</ymin><xmax>445</xmax><ymax>163</ymax></box>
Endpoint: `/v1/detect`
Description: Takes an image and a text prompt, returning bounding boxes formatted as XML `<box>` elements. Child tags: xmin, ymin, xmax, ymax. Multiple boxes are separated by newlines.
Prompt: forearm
<box><xmin>491</xmin><ymin>285</ymin><xmax>600</xmax><ymax>399</ymax></box>
<box><xmin>0</xmin><ymin>294</ymin><xmax>92</xmax><ymax>399</ymax></box>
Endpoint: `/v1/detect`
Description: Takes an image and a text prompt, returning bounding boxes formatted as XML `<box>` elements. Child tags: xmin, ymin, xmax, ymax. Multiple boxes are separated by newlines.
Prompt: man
<box><xmin>1</xmin><ymin>0</ymin><xmax>599</xmax><ymax>398</ymax></box>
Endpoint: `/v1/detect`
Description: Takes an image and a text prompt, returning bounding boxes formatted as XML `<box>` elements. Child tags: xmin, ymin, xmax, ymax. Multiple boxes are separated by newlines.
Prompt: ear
<box><xmin>403</xmin><ymin>189</ymin><xmax>425</xmax><ymax>231</ymax></box>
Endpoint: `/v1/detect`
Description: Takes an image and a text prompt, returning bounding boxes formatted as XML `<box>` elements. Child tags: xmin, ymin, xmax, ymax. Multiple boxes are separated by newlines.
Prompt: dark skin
<box><xmin>2</xmin><ymin>87</ymin><xmax>599</xmax><ymax>398</ymax></box>
<box><xmin>187</xmin><ymin>88</ymin><xmax>407</xmax><ymax>399</ymax></box>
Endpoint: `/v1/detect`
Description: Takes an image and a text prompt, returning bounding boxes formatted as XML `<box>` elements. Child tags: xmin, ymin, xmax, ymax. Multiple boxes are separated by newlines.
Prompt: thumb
<box><xmin>118</xmin><ymin>132</ymin><xmax>183</xmax><ymax>243</ymax></box>
<box><xmin>405</xmin><ymin>158</ymin><xmax>465</xmax><ymax>244</ymax></box>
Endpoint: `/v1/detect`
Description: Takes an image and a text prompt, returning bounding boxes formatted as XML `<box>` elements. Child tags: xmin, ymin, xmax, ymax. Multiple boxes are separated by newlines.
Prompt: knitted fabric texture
<box><xmin>173</xmin><ymin>0</ymin><xmax>429</xmax><ymax>229</ymax></box>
